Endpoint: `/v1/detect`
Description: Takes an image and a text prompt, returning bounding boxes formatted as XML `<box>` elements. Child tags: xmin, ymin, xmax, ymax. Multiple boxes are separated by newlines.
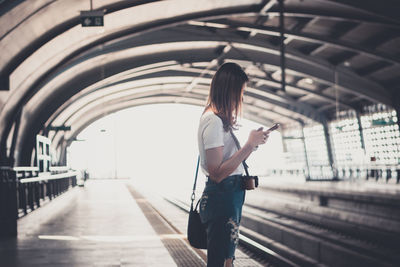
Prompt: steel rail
<box><xmin>19</xmin><ymin>171</ymin><xmax>78</xmax><ymax>184</ymax></box>
<box><xmin>164</xmin><ymin>196</ymin><xmax>299</xmax><ymax>267</ymax></box>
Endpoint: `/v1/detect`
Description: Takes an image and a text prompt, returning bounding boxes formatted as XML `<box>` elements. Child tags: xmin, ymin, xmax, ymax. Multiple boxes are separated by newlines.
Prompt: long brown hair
<box><xmin>206</xmin><ymin>62</ymin><xmax>248</xmax><ymax>131</ymax></box>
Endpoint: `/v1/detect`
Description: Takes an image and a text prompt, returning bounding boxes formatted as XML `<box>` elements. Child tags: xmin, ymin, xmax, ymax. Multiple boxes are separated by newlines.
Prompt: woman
<box><xmin>198</xmin><ymin>62</ymin><xmax>269</xmax><ymax>266</ymax></box>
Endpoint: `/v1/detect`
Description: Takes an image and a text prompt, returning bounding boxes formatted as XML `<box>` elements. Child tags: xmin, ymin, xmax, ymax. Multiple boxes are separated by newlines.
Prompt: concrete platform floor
<box><xmin>0</xmin><ymin>180</ymin><xmax>179</xmax><ymax>267</ymax></box>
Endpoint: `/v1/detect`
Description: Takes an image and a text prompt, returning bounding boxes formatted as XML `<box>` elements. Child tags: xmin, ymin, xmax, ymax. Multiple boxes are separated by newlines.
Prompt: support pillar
<box><xmin>279</xmin><ymin>0</ymin><xmax>286</xmax><ymax>92</ymax></box>
<box><xmin>0</xmin><ymin>73</ymin><xmax>9</xmax><ymax>91</ymax></box>
<box><xmin>322</xmin><ymin>121</ymin><xmax>337</xmax><ymax>180</ymax></box>
<box><xmin>393</xmin><ymin>91</ymin><xmax>400</xmax><ymax>168</ymax></box>
<box><xmin>300</xmin><ymin>124</ymin><xmax>311</xmax><ymax>180</ymax></box>
<box><xmin>395</xmin><ymin>106</ymin><xmax>400</xmax><ymax>140</ymax></box>
<box><xmin>9</xmin><ymin>111</ymin><xmax>22</xmax><ymax>167</ymax></box>
<box><xmin>355</xmin><ymin>111</ymin><xmax>366</xmax><ymax>151</ymax></box>
<box><xmin>0</xmin><ymin>169</ymin><xmax>18</xmax><ymax>237</ymax></box>
<box><xmin>59</xmin><ymin>140</ymin><xmax>68</xmax><ymax>166</ymax></box>
<box><xmin>395</xmin><ymin>107</ymin><xmax>400</xmax><ymax>179</ymax></box>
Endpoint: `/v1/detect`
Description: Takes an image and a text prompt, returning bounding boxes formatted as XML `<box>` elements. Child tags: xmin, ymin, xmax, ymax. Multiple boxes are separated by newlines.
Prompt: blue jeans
<box><xmin>199</xmin><ymin>175</ymin><xmax>245</xmax><ymax>266</ymax></box>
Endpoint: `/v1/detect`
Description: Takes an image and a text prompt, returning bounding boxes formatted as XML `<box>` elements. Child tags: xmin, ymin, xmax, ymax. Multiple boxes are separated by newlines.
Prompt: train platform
<box><xmin>0</xmin><ymin>179</ymin><xmax>266</xmax><ymax>267</ymax></box>
<box><xmin>252</xmin><ymin>176</ymin><xmax>400</xmax><ymax>233</ymax></box>
<box><xmin>239</xmin><ymin>175</ymin><xmax>400</xmax><ymax>267</ymax></box>
<box><xmin>1</xmin><ymin>176</ymin><xmax>399</xmax><ymax>266</ymax></box>
<box><xmin>258</xmin><ymin>175</ymin><xmax>400</xmax><ymax>200</ymax></box>
<box><xmin>0</xmin><ymin>179</ymin><xmax>203</xmax><ymax>267</ymax></box>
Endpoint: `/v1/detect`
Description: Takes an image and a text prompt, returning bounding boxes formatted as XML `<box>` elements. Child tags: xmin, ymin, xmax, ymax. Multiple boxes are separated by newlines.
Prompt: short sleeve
<box><xmin>202</xmin><ymin>115</ymin><xmax>224</xmax><ymax>150</ymax></box>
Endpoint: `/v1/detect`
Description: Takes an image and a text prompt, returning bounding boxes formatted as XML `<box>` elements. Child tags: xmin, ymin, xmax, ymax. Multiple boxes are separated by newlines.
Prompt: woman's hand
<box><xmin>246</xmin><ymin>128</ymin><xmax>269</xmax><ymax>148</ymax></box>
<box><xmin>206</xmin><ymin>128</ymin><xmax>270</xmax><ymax>183</ymax></box>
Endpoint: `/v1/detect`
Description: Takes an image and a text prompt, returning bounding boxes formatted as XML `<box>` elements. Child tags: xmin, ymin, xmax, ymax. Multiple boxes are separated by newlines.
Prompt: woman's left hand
<box><xmin>260</xmin><ymin>130</ymin><xmax>270</xmax><ymax>144</ymax></box>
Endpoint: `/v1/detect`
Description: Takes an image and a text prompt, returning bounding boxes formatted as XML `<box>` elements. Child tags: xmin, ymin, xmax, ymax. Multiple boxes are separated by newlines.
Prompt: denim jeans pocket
<box><xmin>199</xmin><ymin>192</ymin><xmax>221</xmax><ymax>223</ymax></box>
<box><xmin>219</xmin><ymin>175</ymin><xmax>242</xmax><ymax>192</ymax></box>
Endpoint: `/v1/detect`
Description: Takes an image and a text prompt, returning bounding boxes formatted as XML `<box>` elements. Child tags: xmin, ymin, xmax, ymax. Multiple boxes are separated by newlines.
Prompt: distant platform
<box><xmin>259</xmin><ymin>175</ymin><xmax>400</xmax><ymax>200</ymax></box>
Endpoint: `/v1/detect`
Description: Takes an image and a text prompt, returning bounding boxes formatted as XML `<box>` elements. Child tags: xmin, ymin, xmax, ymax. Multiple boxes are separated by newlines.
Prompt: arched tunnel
<box><xmin>0</xmin><ymin>1</ymin><xmax>400</xmax><ymax>266</ymax></box>
<box><xmin>1</xmin><ymin>0</ymin><xmax>399</xmax><ymax>167</ymax></box>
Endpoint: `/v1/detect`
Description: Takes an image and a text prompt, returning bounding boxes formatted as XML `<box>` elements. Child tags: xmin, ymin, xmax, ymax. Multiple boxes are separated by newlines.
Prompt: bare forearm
<box><xmin>207</xmin><ymin>128</ymin><xmax>267</xmax><ymax>183</ymax></box>
<box><xmin>212</xmin><ymin>143</ymin><xmax>253</xmax><ymax>183</ymax></box>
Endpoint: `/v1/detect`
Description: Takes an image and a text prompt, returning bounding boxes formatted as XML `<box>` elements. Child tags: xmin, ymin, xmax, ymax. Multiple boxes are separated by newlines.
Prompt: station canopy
<box><xmin>0</xmin><ymin>0</ymin><xmax>399</xmax><ymax>165</ymax></box>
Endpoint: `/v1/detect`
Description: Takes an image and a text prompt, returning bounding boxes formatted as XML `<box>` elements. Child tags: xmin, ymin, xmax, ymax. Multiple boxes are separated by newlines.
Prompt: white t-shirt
<box><xmin>197</xmin><ymin>112</ymin><xmax>244</xmax><ymax>177</ymax></box>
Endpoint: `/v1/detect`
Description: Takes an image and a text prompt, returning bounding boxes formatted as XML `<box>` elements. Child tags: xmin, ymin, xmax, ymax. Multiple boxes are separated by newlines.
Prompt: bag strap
<box><xmin>229</xmin><ymin>129</ymin><xmax>250</xmax><ymax>177</ymax></box>
<box><xmin>190</xmin><ymin>155</ymin><xmax>200</xmax><ymax>208</ymax></box>
<box><xmin>191</xmin><ymin>129</ymin><xmax>252</xmax><ymax>206</ymax></box>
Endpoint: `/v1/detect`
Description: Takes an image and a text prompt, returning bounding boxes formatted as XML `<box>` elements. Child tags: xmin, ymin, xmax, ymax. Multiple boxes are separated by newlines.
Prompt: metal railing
<box><xmin>17</xmin><ymin>168</ymin><xmax>77</xmax><ymax>216</ymax></box>
<box><xmin>0</xmin><ymin>166</ymin><xmax>77</xmax><ymax>237</ymax></box>
<box><xmin>264</xmin><ymin>165</ymin><xmax>400</xmax><ymax>183</ymax></box>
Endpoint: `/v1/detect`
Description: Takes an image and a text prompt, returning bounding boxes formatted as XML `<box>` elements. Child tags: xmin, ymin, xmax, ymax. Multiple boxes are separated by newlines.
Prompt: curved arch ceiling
<box><xmin>55</xmin><ymin>95</ymin><xmax>282</xmax><ymax>152</ymax></box>
<box><xmin>0</xmin><ymin>0</ymin><xmax>399</xmax><ymax>165</ymax></box>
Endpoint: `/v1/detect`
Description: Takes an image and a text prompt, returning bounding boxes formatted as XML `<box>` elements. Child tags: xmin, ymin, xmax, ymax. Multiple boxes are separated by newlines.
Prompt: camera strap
<box><xmin>229</xmin><ymin>129</ymin><xmax>250</xmax><ymax>177</ymax></box>
<box><xmin>190</xmin><ymin>155</ymin><xmax>200</xmax><ymax>209</ymax></box>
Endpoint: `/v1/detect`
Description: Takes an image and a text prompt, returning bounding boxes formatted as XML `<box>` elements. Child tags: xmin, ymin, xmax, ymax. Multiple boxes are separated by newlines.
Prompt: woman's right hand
<box><xmin>246</xmin><ymin>128</ymin><xmax>268</xmax><ymax>148</ymax></box>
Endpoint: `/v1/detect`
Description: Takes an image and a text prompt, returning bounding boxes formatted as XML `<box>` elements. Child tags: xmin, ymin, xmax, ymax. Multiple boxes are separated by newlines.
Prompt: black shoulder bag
<box><xmin>230</xmin><ymin>129</ymin><xmax>259</xmax><ymax>190</ymax></box>
<box><xmin>187</xmin><ymin>156</ymin><xmax>207</xmax><ymax>249</ymax></box>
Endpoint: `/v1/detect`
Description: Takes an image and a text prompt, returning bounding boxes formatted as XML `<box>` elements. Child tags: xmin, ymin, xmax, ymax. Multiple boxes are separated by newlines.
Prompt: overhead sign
<box><xmin>80</xmin><ymin>10</ymin><xmax>104</xmax><ymax>27</ymax></box>
<box><xmin>372</xmin><ymin>118</ymin><xmax>395</xmax><ymax>126</ymax></box>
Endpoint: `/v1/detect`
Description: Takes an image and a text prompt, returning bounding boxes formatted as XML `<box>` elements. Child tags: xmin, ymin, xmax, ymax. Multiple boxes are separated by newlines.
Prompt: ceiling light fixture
<box><xmin>304</xmin><ymin>78</ymin><xmax>313</xmax><ymax>84</ymax></box>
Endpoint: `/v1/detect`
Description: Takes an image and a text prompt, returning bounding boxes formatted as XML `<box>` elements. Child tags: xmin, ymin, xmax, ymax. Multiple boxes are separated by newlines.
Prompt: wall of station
<box><xmin>282</xmin><ymin>104</ymin><xmax>400</xmax><ymax>179</ymax></box>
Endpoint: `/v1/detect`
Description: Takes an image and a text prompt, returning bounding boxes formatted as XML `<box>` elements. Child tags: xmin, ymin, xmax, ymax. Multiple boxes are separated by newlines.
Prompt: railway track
<box><xmin>251</xmin><ymin>185</ymin><xmax>400</xmax><ymax>247</ymax></box>
<box><xmin>165</xmin><ymin>197</ymin><xmax>301</xmax><ymax>267</ymax></box>
<box><xmin>127</xmin><ymin>177</ymin><xmax>399</xmax><ymax>267</ymax></box>
<box><xmin>166</xmin><ymin>195</ymin><xmax>399</xmax><ymax>267</ymax></box>
<box><xmin>241</xmin><ymin>204</ymin><xmax>398</xmax><ymax>267</ymax></box>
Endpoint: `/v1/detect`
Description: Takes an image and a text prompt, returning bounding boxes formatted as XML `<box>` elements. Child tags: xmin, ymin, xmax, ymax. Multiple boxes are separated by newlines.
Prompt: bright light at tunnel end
<box><xmin>67</xmin><ymin>104</ymin><xmax>285</xmax><ymax>193</ymax></box>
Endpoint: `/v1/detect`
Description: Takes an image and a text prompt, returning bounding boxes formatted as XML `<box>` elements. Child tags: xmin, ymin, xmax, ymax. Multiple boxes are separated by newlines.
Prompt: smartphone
<box><xmin>266</xmin><ymin>123</ymin><xmax>280</xmax><ymax>132</ymax></box>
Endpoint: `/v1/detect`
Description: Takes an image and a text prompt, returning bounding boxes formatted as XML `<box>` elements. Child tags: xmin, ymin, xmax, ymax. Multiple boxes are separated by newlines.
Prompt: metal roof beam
<box><xmin>44</xmin><ymin>65</ymin><xmax>332</xmax><ymax>134</ymax></box>
<box><xmin>265</xmin><ymin>11</ymin><xmax>400</xmax><ymax>28</ymax></box>
<box><xmin>100</xmin><ymin>69</ymin><xmax>325</xmax><ymax>122</ymax></box>
<box><xmin>318</xmin><ymin>0</ymin><xmax>400</xmax><ymax>25</ymax></box>
<box><xmin>55</xmin><ymin>73</ymin><xmax>319</xmax><ymax>125</ymax></box>
<box><xmin>206</xmin><ymin>20</ymin><xmax>400</xmax><ymax>65</ymax></box>
<box><xmin>53</xmin><ymin>92</ymin><xmax>289</xmax><ymax>149</ymax></box>
<box><xmin>0</xmin><ymin>0</ymin><xmax>264</xmax><ymax>91</ymax></box>
<box><xmin>250</xmin><ymin>76</ymin><xmax>354</xmax><ymax>110</ymax></box>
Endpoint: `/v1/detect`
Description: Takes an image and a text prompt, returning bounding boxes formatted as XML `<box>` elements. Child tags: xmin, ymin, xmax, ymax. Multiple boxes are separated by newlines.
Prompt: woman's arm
<box><xmin>206</xmin><ymin>129</ymin><xmax>267</xmax><ymax>183</ymax></box>
<box><xmin>206</xmin><ymin>143</ymin><xmax>253</xmax><ymax>183</ymax></box>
